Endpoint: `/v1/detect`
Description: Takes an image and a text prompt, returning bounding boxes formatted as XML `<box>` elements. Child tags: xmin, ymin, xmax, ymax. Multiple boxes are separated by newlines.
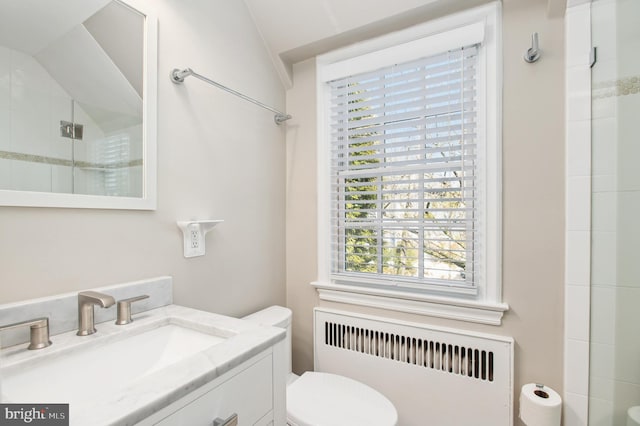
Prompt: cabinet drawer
<box><xmin>154</xmin><ymin>354</ymin><xmax>273</xmax><ymax>426</ymax></box>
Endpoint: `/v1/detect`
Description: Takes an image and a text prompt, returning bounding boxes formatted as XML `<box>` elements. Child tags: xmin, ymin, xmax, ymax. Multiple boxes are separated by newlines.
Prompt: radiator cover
<box><xmin>314</xmin><ymin>308</ymin><xmax>514</xmax><ymax>426</ymax></box>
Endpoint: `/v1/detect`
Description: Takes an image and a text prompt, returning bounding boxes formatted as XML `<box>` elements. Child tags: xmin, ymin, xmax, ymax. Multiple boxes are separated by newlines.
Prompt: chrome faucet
<box><xmin>115</xmin><ymin>295</ymin><xmax>149</xmax><ymax>325</ymax></box>
<box><xmin>0</xmin><ymin>317</ymin><xmax>52</xmax><ymax>350</ymax></box>
<box><xmin>77</xmin><ymin>291</ymin><xmax>115</xmax><ymax>336</ymax></box>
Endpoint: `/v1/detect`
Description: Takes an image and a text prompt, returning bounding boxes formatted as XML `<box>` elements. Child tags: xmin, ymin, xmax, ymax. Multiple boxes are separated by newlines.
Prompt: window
<box><xmin>315</xmin><ymin>3</ymin><xmax>506</xmax><ymax>324</ymax></box>
<box><xmin>329</xmin><ymin>45</ymin><xmax>478</xmax><ymax>290</ymax></box>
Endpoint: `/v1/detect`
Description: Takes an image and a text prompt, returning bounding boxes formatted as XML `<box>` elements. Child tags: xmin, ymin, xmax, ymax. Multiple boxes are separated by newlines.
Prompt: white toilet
<box><xmin>244</xmin><ymin>306</ymin><xmax>398</xmax><ymax>426</ymax></box>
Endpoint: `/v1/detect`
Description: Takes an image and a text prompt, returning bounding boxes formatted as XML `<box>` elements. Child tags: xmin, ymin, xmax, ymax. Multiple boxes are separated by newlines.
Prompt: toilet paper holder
<box><xmin>534</xmin><ymin>383</ymin><xmax>550</xmax><ymax>399</ymax></box>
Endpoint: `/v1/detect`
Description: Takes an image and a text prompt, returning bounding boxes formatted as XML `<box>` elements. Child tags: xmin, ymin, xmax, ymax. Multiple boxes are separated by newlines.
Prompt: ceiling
<box><xmin>243</xmin><ymin>0</ymin><xmax>566</xmax><ymax>88</ymax></box>
<box><xmin>0</xmin><ymin>0</ymin><xmax>110</xmax><ymax>55</ymax></box>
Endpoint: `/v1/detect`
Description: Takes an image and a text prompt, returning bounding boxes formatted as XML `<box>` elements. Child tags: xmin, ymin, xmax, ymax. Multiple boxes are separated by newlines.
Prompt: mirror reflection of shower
<box><xmin>0</xmin><ymin>0</ymin><xmax>143</xmax><ymax>198</ymax></box>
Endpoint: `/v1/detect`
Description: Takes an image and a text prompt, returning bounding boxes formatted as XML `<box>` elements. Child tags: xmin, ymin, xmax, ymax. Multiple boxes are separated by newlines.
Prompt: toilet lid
<box><xmin>287</xmin><ymin>372</ymin><xmax>398</xmax><ymax>426</ymax></box>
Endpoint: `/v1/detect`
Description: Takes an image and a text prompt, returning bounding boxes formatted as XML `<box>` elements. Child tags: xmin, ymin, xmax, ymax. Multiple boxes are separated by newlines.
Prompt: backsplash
<box><xmin>0</xmin><ymin>276</ymin><xmax>172</xmax><ymax>348</ymax></box>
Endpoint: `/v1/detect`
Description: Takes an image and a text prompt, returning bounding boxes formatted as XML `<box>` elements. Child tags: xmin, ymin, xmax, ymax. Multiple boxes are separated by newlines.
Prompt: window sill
<box><xmin>311</xmin><ymin>281</ymin><xmax>509</xmax><ymax>326</ymax></box>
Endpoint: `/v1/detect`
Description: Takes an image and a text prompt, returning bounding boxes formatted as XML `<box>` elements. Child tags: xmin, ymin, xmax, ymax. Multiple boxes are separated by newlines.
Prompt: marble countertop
<box><xmin>0</xmin><ymin>305</ymin><xmax>285</xmax><ymax>426</ymax></box>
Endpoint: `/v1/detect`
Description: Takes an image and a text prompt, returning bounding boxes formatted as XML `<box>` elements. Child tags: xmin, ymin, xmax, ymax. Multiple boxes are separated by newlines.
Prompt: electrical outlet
<box><xmin>178</xmin><ymin>220</ymin><xmax>223</xmax><ymax>258</ymax></box>
<box><xmin>190</xmin><ymin>228</ymin><xmax>200</xmax><ymax>249</ymax></box>
<box><xmin>185</xmin><ymin>224</ymin><xmax>205</xmax><ymax>257</ymax></box>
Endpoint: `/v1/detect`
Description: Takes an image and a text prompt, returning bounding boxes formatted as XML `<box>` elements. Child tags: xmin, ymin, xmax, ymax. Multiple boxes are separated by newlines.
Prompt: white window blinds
<box><xmin>328</xmin><ymin>44</ymin><xmax>479</xmax><ymax>290</ymax></box>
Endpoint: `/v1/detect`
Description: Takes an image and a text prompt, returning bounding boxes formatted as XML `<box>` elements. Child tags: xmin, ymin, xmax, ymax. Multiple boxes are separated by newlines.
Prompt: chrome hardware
<box><xmin>60</xmin><ymin>120</ymin><xmax>84</xmax><ymax>140</ymax></box>
<box><xmin>77</xmin><ymin>291</ymin><xmax>115</xmax><ymax>336</ymax></box>
<box><xmin>524</xmin><ymin>32</ymin><xmax>541</xmax><ymax>63</ymax></box>
<box><xmin>0</xmin><ymin>317</ymin><xmax>52</xmax><ymax>350</ymax></box>
<box><xmin>213</xmin><ymin>413</ymin><xmax>238</xmax><ymax>426</ymax></box>
<box><xmin>170</xmin><ymin>67</ymin><xmax>292</xmax><ymax>125</ymax></box>
<box><xmin>170</xmin><ymin>68</ymin><xmax>194</xmax><ymax>83</ymax></box>
<box><xmin>590</xmin><ymin>46</ymin><xmax>597</xmax><ymax>68</ymax></box>
<box><xmin>115</xmin><ymin>295</ymin><xmax>149</xmax><ymax>325</ymax></box>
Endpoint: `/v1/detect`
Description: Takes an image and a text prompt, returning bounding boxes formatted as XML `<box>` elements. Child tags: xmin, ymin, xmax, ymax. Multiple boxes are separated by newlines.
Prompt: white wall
<box><xmin>285</xmin><ymin>1</ymin><xmax>566</xmax><ymax>425</ymax></box>
<box><xmin>0</xmin><ymin>0</ymin><xmax>287</xmax><ymax>318</ymax></box>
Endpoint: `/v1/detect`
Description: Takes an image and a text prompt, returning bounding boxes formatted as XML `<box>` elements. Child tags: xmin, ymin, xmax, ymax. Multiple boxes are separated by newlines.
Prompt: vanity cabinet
<box><xmin>139</xmin><ymin>347</ymin><xmax>284</xmax><ymax>426</ymax></box>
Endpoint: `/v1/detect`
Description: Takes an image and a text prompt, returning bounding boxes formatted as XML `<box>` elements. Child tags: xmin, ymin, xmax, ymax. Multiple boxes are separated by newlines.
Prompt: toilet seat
<box><xmin>286</xmin><ymin>372</ymin><xmax>398</xmax><ymax>426</ymax></box>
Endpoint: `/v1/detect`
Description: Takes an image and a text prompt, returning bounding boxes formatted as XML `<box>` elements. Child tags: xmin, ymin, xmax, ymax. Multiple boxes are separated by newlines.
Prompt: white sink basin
<box><xmin>0</xmin><ymin>305</ymin><xmax>285</xmax><ymax>426</ymax></box>
<box><xmin>1</xmin><ymin>323</ymin><xmax>227</xmax><ymax>404</ymax></box>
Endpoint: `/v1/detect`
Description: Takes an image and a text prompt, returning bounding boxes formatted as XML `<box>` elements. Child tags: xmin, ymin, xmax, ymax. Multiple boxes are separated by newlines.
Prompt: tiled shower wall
<box><xmin>0</xmin><ymin>45</ymin><xmax>142</xmax><ymax>196</ymax></box>
<box><xmin>564</xmin><ymin>2</ymin><xmax>592</xmax><ymax>425</ymax></box>
<box><xmin>565</xmin><ymin>1</ymin><xmax>640</xmax><ymax>424</ymax></box>
<box><xmin>0</xmin><ymin>46</ymin><xmax>76</xmax><ymax>193</ymax></box>
<box><xmin>589</xmin><ymin>0</ymin><xmax>640</xmax><ymax>424</ymax></box>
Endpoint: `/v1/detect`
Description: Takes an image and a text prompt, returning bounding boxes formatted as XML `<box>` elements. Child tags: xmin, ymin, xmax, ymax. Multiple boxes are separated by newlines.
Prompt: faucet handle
<box><xmin>0</xmin><ymin>317</ymin><xmax>52</xmax><ymax>350</ymax></box>
<box><xmin>115</xmin><ymin>295</ymin><xmax>149</xmax><ymax>325</ymax></box>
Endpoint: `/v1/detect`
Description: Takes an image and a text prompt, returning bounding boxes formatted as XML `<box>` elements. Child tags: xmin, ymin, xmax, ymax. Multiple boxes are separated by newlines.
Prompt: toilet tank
<box><xmin>243</xmin><ymin>306</ymin><xmax>292</xmax><ymax>375</ymax></box>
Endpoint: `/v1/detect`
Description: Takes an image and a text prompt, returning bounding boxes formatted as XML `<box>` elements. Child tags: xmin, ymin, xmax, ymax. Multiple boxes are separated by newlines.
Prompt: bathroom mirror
<box><xmin>0</xmin><ymin>0</ymin><xmax>157</xmax><ymax>209</ymax></box>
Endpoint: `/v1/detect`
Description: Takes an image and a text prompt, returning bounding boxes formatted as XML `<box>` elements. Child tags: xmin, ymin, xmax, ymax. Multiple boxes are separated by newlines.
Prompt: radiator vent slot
<box><xmin>323</xmin><ymin>320</ymin><xmax>494</xmax><ymax>382</ymax></box>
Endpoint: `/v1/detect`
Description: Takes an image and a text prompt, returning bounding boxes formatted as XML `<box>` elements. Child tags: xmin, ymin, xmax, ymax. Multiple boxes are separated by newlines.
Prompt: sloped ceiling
<box><xmin>244</xmin><ymin>0</ymin><xmax>566</xmax><ymax>88</ymax></box>
<box><xmin>243</xmin><ymin>0</ymin><xmax>492</xmax><ymax>87</ymax></box>
<box><xmin>0</xmin><ymin>0</ymin><xmax>109</xmax><ymax>55</ymax></box>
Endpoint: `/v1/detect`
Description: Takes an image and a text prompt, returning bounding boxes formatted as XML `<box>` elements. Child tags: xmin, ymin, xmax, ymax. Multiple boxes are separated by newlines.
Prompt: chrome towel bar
<box><xmin>170</xmin><ymin>68</ymin><xmax>292</xmax><ymax>125</ymax></box>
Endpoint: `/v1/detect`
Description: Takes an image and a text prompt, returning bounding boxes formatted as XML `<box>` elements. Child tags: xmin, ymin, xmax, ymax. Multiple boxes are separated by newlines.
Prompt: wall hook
<box><xmin>524</xmin><ymin>32</ymin><xmax>541</xmax><ymax>63</ymax></box>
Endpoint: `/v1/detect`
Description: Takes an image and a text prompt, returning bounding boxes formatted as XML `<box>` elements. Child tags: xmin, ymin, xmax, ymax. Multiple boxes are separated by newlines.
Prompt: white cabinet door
<box><xmin>154</xmin><ymin>354</ymin><xmax>273</xmax><ymax>426</ymax></box>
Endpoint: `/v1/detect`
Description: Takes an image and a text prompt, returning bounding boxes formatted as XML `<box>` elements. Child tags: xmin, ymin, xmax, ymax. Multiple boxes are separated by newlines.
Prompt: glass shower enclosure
<box><xmin>589</xmin><ymin>0</ymin><xmax>640</xmax><ymax>424</ymax></box>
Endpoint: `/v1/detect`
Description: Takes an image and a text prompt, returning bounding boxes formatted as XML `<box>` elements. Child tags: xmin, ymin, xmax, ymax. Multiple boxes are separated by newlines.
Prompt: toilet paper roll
<box><xmin>519</xmin><ymin>383</ymin><xmax>562</xmax><ymax>426</ymax></box>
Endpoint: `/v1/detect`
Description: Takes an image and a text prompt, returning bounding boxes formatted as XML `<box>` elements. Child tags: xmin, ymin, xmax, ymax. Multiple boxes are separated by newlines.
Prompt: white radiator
<box><xmin>314</xmin><ymin>308</ymin><xmax>514</xmax><ymax>426</ymax></box>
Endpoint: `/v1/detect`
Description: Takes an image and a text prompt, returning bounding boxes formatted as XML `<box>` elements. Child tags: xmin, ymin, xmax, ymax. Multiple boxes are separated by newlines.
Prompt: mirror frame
<box><xmin>0</xmin><ymin>0</ymin><xmax>158</xmax><ymax>210</ymax></box>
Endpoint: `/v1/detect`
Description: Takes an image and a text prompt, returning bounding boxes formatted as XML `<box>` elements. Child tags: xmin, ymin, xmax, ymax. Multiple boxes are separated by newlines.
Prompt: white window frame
<box><xmin>313</xmin><ymin>2</ymin><xmax>507</xmax><ymax>325</ymax></box>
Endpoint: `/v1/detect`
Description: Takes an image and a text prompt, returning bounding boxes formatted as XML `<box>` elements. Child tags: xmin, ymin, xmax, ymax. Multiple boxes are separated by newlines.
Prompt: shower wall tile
<box><xmin>49</xmin><ymin>93</ymin><xmax>73</xmax><ymax>160</ymax></box>
<box><xmin>589</xmin><ymin>362</ymin><xmax>616</xmax><ymax>401</ymax></box>
<box><xmin>591</xmin><ymin>0</ymin><xmax>617</xmax><ymax>64</ymax></box>
<box><xmin>567</xmin><ymin>176</ymin><xmax>591</xmax><ymax>231</ymax></box>
<box><xmin>590</xmin><ymin>286</ymin><xmax>616</xmax><ymax>346</ymax></box>
<box><xmin>566</xmin><ymin>230</ymin><xmax>591</xmax><ymax>285</ymax></box>
<box><xmin>565</xmin><ymin>5</ymin><xmax>591</xmax><ymax>67</ymax></box>
<box><xmin>589</xmin><ymin>374</ymin><xmax>615</xmax><ymax>402</ymax></box>
<box><xmin>51</xmin><ymin>165</ymin><xmax>72</xmax><ymax>194</ymax></box>
<box><xmin>565</xmin><ymin>285</ymin><xmax>590</xmax><ymax>340</ymax></box>
<box><xmin>592</xmin><ymin>95</ymin><xmax>617</xmax><ymax>119</ymax></box>
<box><xmin>0</xmin><ymin>46</ymin><xmax>9</xmax><ymax>110</ymax></box>
<box><xmin>617</xmin><ymin>96</ymin><xmax>640</xmax><ymax>191</ymax></box>
<box><xmin>11</xmin><ymin>160</ymin><xmax>50</xmax><ymax>192</ymax></box>
<box><xmin>590</xmin><ymin>231</ymin><xmax>617</xmax><ymax>286</ymax></box>
<box><xmin>564</xmin><ymin>392</ymin><xmax>589</xmax><ymax>426</ymax></box>
<box><xmin>589</xmin><ymin>396</ymin><xmax>615</xmax><ymax>426</ymax></box>
<box><xmin>617</xmin><ymin>192</ymin><xmax>640</xmax><ymax>288</ymax></box>
<box><xmin>591</xmin><ymin>191</ymin><xmax>617</xmax><ymax>232</ymax></box>
<box><xmin>591</xmin><ymin>174</ymin><xmax>616</xmax><ymax>193</ymax></box>
<box><xmin>0</xmin><ymin>106</ymin><xmax>10</xmax><ymax>151</ymax></box>
<box><xmin>566</xmin><ymin>120</ymin><xmax>591</xmax><ymax>177</ymax></box>
<box><xmin>612</xmin><ymin>381</ymin><xmax>640</xmax><ymax>425</ymax></box>
<box><xmin>591</xmin><ymin>117</ymin><xmax>617</xmax><ymax>178</ymax></box>
<box><xmin>567</xmin><ymin>66</ymin><xmax>592</xmax><ymax>121</ymax></box>
<box><xmin>10</xmin><ymin>51</ymin><xmax>44</xmax><ymax>90</ymax></box>
<box><xmin>11</xmin><ymin>90</ymin><xmax>51</xmax><ymax>157</ymax></box>
<box><xmin>0</xmin><ymin>158</ymin><xmax>11</xmax><ymax>189</ymax></box>
<box><xmin>614</xmin><ymin>287</ymin><xmax>640</xmax><ymax>382</ymax></box>
<box><xmin>566</xmin><ymin>339</ymin><xmax>590</xmax><ymax>395</ymax></box>
<box><xmin>565</xmin><ymin>5</ymin><xmax>592</xmax><ymax>424</ymax></box>
<box><xmin>617</xmin><ymin>0</ymin><xmax>640</xmax><ymax>78</ymax></box>
<box><xmin>0</xmin><ymin>45</ymin><xmax>83</xmax><ymax>192</ymax></box>
<box><xmin>590</xmin><ymin>342</ymin><xmax>615</xmax><ymax>382</ymax></box>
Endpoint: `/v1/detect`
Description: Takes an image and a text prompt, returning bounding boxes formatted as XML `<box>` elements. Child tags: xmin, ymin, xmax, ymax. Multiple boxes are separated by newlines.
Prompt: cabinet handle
<box><xmin>212</xmin><ymin>413</ymin><xmax>238</xmax><ymax>426</ymax></box>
